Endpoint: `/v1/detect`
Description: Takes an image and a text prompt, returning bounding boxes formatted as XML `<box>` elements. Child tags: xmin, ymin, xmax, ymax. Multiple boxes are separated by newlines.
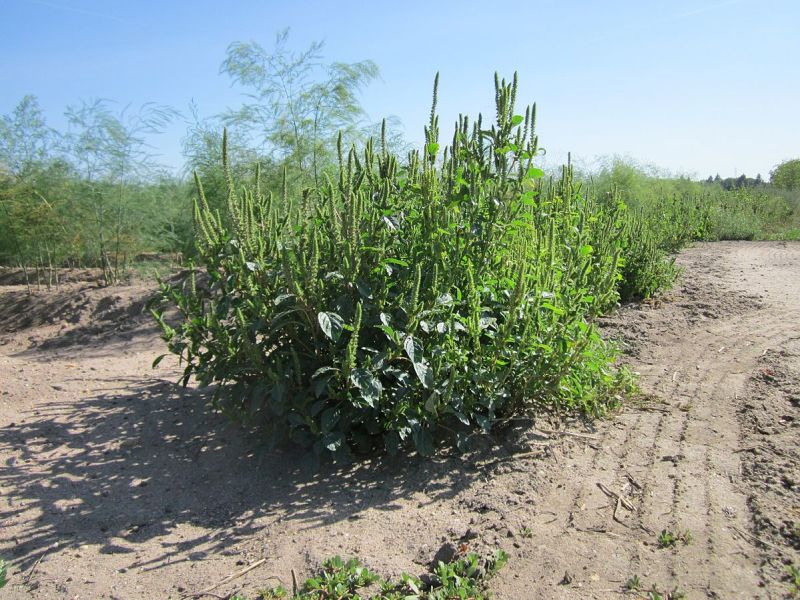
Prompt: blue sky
<box><xmin>1</xmin><ymin>0</ymin><xmax>798</xmax><ymax>178</ymax></box>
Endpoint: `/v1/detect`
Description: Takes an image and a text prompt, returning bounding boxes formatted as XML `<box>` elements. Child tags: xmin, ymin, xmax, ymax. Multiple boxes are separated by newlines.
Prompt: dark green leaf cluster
<box><xmin>154</xmin><ymin>74</ymin><xmax>634</xmax><ymax>459</ymax></box>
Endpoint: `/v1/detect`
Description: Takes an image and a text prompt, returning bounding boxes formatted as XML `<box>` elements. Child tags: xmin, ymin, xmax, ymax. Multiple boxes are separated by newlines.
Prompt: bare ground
<box><xmin>0</xmin><ymin>241</ymin><xmax>798</xmax><ymax>599</ymax></box>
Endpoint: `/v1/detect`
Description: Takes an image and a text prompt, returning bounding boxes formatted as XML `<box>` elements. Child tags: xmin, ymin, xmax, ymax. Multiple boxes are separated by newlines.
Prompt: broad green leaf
<box><xmin>450</xmin><ymin>410</ymin><xmax>471</xmax><ymax>426</ymax></box>
<box><xmin>384</xmin><ymin>258</ymin><xmax>409</xmax><ymax>267</ymax></box>
<box><xmin>479</xmin><ymin>316</ymin><xmax>497</xmax><ymax>330</ymax></box>
<box><xmin>424</xmin><ymin>392</ymin><xmax>439</xmax><ymax>415</ymax></box>
<box><xmin>377</xmin><ymin>324</ymin><xmax>398</xmax><ymax>342</ymax></box>
<box><xmin>350</xmin><ymin>368</ymin><xmax>383</xmax><ymax>408</ymax></box>
<box><xmin>356</xmin><ymin>279</ymin><xmax>373</xmax><ymax>299</ymax></box>
<box><xmin>511</xmin><ymin>114</ymin><xmax>524</xmax><ymax>126</ymax></box>
<box><xmin>413</xmin><ymin>360</ymin><xmax>434</xmax><ymax>389</ymax></box>
<box><xmin>312</xmin><ymin>366</ymin><xmax>339</xmax><ymax>379</ymax></box>
<box><xmin>320</xmin><ymin>407</ymin><xmax>340</xmax><ymax>433</ymax></box>
<box><xmin>403</xmin><ymin>335</ymin><xmax>422</xmax><ymax>364</ymax></box>
<box><xmin>527</xmin><ymin>167</ymin><xmax>545</xmax><ymax>179</ymax></box>
<box><xmin>318</xmin><ymin>311</ymin><xmax>344</xmax><ymax>342</ymax></box>
<box><xmin>321</xmin><ymin>431</ymin><xmax>344</xmax><ymax>452</ymax></box>
<box><xmin>436</xmin><ymin>293</ymin><xmax>454</xmax><ymax>306</ymax></box>
<box><xmin>311</xmin><ymin>366</ymin><xmax>338</xmax><ymax>398</ymax></box>
<box><xmin>541</xmin><ymin>302</ymin><xmax>565</xmax><ymax>315</ymax></box>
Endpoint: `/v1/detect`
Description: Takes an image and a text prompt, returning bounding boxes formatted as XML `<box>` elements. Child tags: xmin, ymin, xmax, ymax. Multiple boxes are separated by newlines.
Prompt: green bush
<box><xmin>617</xmin><ymin>210</ymin><xmax>679</xmax><ymax>302</ymax></box>
<box><xmin>154</xmin><ymin>74</ymin><xmax>639</xmax><ymax>460</ymax></box>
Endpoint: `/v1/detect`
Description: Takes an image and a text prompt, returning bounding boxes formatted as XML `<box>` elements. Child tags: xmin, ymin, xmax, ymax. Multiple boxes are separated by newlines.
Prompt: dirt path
<box><xmin>0</xmin><ymin>242</ymin><xmax>798</xmax><ymax>599</ymax></box>
<box><xmin>494</xmin><ymin>241</ymin><xmax>800</xmax><ymax>599</ymax></box>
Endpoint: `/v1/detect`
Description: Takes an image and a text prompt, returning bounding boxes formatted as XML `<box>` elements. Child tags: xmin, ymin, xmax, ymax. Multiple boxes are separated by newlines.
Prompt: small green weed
<box><xmin>624</xmin><ymin>574</ymin><xmax>642</xmax><ymax>591</ymax></box>
<box><xmin>647</xmin><ymin>585</ymin><xmax>686</xmax><ymax>600</ymax></box>
<box><xmin>520</xmin><ymin>526</ymin><xmax>533</xmax><ymax>538</ymax></box>
<box><xmin>788</xmin><ymin>564</ymin><xmax>800</xmax><ymax>597</ymax></box>
<box><xmin>0</xmin><ymin>557</ymin><xmax>7</xmax><ymax>589</ymax></box>
<box><xmin>233</xmin><ymin>551</ymin><xmax>507</xmax><ymax>599</ymax></box>
<box><xmin>623</xmin><ymin>575</ymin><xmax>684</xmax><ymax>599</ymax></box>
<box><xmin>657</xmin><ymin>528</ymin><xmax>692</xmax><ymax>549</ymax></box>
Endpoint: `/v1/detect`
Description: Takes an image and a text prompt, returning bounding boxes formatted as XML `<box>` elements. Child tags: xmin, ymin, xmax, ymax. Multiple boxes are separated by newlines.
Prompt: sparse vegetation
<box><xmin>624</xmin><ymin>575</ymin><xmax>685</xmax><ymax>600</ymax></box>
<box><xmin>657</xmin><ymin>528</ymin><xmax>692</xmax><ymax>549</ymax></box>
<box><xmin>788</xmin><ymin>564</ymin><xmax>800</xmax><ymax>598</ymax></box>
<box><xmin>0</xmin><ymin>557</ymin><xmax>7</xmax><ymax>589</ymax></box>
<box><xmin>625</xmin><ymin>574</ymin><xmax>642</xmax><ymax>591</ymax></box>
<box><xmin>228</xmin><ymin>551</ymin><xmax>507</xmax><ymax>600</ymax></box>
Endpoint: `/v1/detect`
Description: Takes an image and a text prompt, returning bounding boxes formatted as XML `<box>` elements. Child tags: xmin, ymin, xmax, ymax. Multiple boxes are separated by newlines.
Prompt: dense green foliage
<box><xmin>600</xmin><ymin>158</ymin><xmax>798</xmax><ymax>236</ymax></box>
<box><xmin>155</xmin><ymin>74</ymin><xmax>636</xmax><ymax>460</ymax></box>
<box><xmin>231</xmin><ymin>551</ymin><xmax>507</xmax><ymax>599</ymax></box>
<box><xmin>587</xmin><ymin>157</ymin><xmax>800</xmax><ymax>301</ymax></box>
<box><xmin>770</xmin><ymin>159</ymin><xmax>800</xmax><ymax>191</ymax></box>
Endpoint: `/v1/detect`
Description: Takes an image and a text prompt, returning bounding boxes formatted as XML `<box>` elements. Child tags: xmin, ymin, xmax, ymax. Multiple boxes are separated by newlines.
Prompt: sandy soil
<box><xmin>0</xmin><ymin>241</ymin><xmax>798</xmax><ymax>599</ymax></box>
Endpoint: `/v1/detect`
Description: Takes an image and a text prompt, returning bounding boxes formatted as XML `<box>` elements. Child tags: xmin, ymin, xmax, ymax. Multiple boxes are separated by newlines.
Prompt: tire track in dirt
<box><xmin>495</xmin><ymin>242</ymin><xmax>800</xmax><ymax>599</ymax></box>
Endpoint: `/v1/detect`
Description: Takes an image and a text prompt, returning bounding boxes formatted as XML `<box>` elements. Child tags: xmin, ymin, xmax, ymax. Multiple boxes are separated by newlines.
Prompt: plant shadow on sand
<box><xmin>0</xmin><ymin>374</ymin><xmax>497</xmax><ymax>573</ymax></box>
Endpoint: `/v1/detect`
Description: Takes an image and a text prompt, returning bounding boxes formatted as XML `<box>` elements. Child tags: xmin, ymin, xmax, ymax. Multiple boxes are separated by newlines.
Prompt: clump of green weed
<box><xmin>235</xmin><ymin>550</ymin><xmax>507</xmax><ymax>599</ymax></box>
<box><xmin>626</xmin><ymin>575</ymin><xmax>685</xmax><ymax>600</ymax></box>
<box><xmin>0</xmin><ymin>558</ymin><xmax>7</xmax><ymax>589</ymax></box>
<box><xmin>625</xmin><ymin>574</ymin><xmax>642</xmax><ymax>591</ymax></box>
<box><xmin>788</xmin><ymin>564</ymin><xmax>800</xmax><ymax>598</ymax></box>
<box><xmin>154</xmin><ymin>74</ymin><xmax>634</xmax><ymax>461</ymax></box>
<box><xmin>617</xmin><ymin>208</ymin><xmax>679</xmax><ymax>302</ymax></box>
<box><xmin>657</xmin><ymin>528</ymin><xmax>692</xmax><ymax>549</ymax></box>
<box><xmin>647</xmin><ymin>584</ymin><xmax>686</xmax><ymax>600</ymax></box>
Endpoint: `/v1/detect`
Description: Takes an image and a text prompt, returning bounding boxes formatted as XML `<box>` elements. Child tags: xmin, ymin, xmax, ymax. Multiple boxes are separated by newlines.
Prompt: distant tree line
<box><xmin>705</xmin><ymin>173</ymin><xmax>765</xmax><ymax>190</ymax></box>
<box><xmin>705</xmin><ymin>159</ymin><xmax>800</xmax><ymax>192</ymax></box>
